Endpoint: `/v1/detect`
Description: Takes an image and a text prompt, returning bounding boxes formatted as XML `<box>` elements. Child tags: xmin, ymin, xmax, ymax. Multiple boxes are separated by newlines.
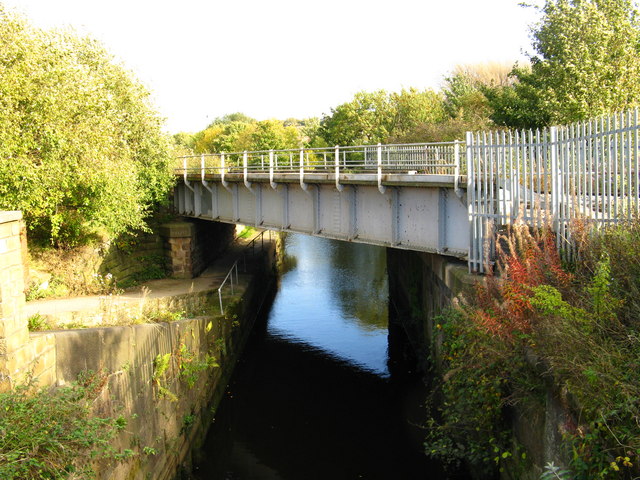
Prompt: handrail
<box><xmin>176</xmin><ymin>141</ymin><xmax>465</xmax><ymax>179</ymax></box>
<box><xmin>217</xmin><ymin>259</ymin><xmax>239</xmax><ymax>315</ymax></box>
<box><xmin>218</xmin><ymin>229</ymin><xmax>275</xmax><ymax>315</ymax></box>
<box><xmin>242</xmin><ymin>229</ymin><xmax>273</xmax><ymax>271</ymax></box>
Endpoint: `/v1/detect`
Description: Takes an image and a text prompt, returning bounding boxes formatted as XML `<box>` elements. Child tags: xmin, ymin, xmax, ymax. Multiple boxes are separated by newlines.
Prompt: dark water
<box><xmin>192</xmin><ymin>234</ymin><xmax>462</xmax><ymax>480</ymax></box>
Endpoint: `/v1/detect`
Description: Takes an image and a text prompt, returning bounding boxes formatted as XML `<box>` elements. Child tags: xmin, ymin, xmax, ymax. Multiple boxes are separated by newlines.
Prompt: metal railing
<box><xmin>242</xmin><ymin>229</ymin><xmax>274</xmax><ymax>271</ymax></box>
<box><xmin>176</xmin><ymin>141</ymin><xmax>463</xmax><ymax>177</ymax></box>
<box><xmin>217</xmin><ymin>230</ymin><xmax>275</xmax><ymax>315</ymax></box>
<box><xmin>467</xmin><ymin>108</ymin><xmax>640</xmax><ymax>272</ymax></box>
<box><xmin>217</xmin><ymin>260</ymin><xmax>239</xmax><ymax>315</ymax></box>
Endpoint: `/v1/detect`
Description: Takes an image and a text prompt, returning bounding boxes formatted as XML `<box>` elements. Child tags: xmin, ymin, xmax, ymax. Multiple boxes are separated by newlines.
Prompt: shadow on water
<box><xmin>191</xmin><ymin>235</ymin><xmax>470</xmax><ymax>480</ymax></box>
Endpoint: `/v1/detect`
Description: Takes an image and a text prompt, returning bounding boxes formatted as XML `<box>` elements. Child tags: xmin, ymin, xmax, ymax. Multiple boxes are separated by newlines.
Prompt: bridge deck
<box><xmin>183</xmin><ymin>171</ymin><xmax>465</xmax><ymax>189</ymax></box>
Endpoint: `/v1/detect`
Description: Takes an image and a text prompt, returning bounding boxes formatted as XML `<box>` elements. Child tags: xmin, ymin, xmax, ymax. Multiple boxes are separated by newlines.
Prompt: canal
<box><xmin>192</xmin><ymin>234</ymin><xmax>467</xmax><ymax>479</ymax></box>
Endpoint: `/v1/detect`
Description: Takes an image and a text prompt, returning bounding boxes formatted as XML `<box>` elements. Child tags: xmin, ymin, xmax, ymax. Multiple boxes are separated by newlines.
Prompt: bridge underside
<box><xmin>174</xmin><ymin>175</ymin><xmax>469</xmax><ymax>258</ymax></box>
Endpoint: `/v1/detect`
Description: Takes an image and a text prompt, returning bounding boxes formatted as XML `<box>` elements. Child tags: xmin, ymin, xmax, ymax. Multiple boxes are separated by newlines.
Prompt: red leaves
<box><xmin>471</xmin><ymin>227</ymin><xmax>572</xmax><ymax>339</ymax></box>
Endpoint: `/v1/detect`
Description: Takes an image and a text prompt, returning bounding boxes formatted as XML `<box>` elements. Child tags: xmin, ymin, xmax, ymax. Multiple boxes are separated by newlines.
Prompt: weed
<box><xmin>176</xmin><ymin>343</ymin><xmax>219</xmax><ymax>389</ymax></box>
<box><xmin>142</xmin><ymin>447</ymin><xmax>157</xmax><ymax>456</ymax></box>
<box><xmin>427</xmin><ymin>222</ymin><xmax>640</xmax><ymax>478</ymax></box>
<box><xmin>0</xmin><ymin>373</ymin><xmax>129</xmax><ymax>479</ymax></box>
<box><xmin>181</xmin><ymin>413</ymin><xmax>196</xmax><ymax>433</ymax></box>
<box><xmin>27</xmin><ymin>313</ymin><xmax>49</xmax><ymax>331</ymax></box>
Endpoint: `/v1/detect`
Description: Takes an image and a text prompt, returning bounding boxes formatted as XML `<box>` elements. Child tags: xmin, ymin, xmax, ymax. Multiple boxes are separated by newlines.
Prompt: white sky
<box><xmin>3</xmin><ymin>0</ymin><xmax>540</xmax><ymax>133</ymax></box>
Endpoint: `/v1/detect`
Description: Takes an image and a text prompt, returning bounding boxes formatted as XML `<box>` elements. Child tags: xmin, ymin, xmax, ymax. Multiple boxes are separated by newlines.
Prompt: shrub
<box><xmin>0</xmin><ymin>7</ymin><xmax>175</xmax><ymax>246</ymax></box>
<box><xmin>427</xmin><ymin>223</ymin><xmax>640</xmax><ymax>479</ymax></box>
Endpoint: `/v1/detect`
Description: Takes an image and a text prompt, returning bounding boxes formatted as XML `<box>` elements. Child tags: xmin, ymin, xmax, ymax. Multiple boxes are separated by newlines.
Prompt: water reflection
<box><xmin>192</xmin><ymin>234</ymin><xmax>456</xmax><ymax>480</ymax></box>
<box><xmin>268</xmin><ymin>235</ymin><xmax>389</xmax><ymax>375</ymax></box>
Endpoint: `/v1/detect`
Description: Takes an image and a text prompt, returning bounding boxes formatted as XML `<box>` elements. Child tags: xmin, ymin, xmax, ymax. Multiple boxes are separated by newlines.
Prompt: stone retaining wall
<box><xmin>160</xmin><ymin>219</ymin><xmax>234</xmax><ymax>279</ymax></box>
<box><xmin>0</xmin><ymin>212</ymin><xmax>56</xmax><ymax>391</ymax></box>
<box><xmin>0</xmin><ymin>210</ymin><xmax>275</xmax><ymax>479</ymax></box>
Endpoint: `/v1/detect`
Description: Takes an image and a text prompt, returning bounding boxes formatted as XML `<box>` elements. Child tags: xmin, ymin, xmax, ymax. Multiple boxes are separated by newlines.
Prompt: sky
<box><xmin>3</xmin><ymin>0</ymin><xmax>541</xmax><ymax>133</ymax></box>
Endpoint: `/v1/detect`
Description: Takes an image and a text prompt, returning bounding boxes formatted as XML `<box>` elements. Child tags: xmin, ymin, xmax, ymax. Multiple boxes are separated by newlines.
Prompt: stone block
<box><xmin>53</xmin><ymin>328</ymin><xmax>103</xmax><ymax>383</ymax></box>
<box><xmin>5</xmin><ymin>343</ymin><xmax>36</xmax><ymax>375</ymax></box>
<box><xmin>31</xmin><ymin>332</ymin><xmax>55</xmax><ymax>356</ymax></box>
<box><xmin>0</xmin><ymin>316</ymin><xmax>28</xmax><ymax>338</ymax></box>
<box><xmin>32</xmin><ymin>364</ymin><xmax>56</xmax><ymax>388</ymax></box>
<box><xmin>0</xmin><ymin>223</ymin><xmax>14</xmax><ymax>240</ymax></box>
<box><xmin>159</xmin><ymin>222</ymin><xmax>195</xmax><ymax>239</ymax></box>
<box><xmin>1</xmin><ymin>327</ymin><xmax>30</xmax><ymax>354</ymax></box>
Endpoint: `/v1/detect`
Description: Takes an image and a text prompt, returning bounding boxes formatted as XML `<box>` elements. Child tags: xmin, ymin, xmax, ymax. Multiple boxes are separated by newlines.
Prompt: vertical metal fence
<box><xmin>467</xmin><ymin>108</ymin><xmax>640</xmax><ymax>272</ymax></box>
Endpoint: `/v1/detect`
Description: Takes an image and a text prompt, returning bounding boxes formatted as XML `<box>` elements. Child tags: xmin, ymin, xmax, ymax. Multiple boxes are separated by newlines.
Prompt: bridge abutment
<box><xmin>387</xmin><ymin>248</ymin><xmax>472</xmax><ymax>373</ymax></box>
<box><xmin>159</xmin><ymin>219</ymin><xmax>234</xmax><ymax>279</ymax></box>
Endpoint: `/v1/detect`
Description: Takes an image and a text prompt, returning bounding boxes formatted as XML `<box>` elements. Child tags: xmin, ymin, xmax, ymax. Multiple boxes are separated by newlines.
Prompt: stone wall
<box><xmin>386</xmin><ymin>248</ymin><xmax>472</xmax><ymax>372</ymax></box>
<box><xmin>0</xmin><ymin>212</ymin><xmax>55</xmax><ymax>391</ymax></box>
<box><xmin>0</xmin><ymin>209</ymin><xmax>275</xmax><ymax>479</ymax></box>
<box><xmin>160</xmin><ymin>219</ymin><xmax>235</xmax><ymax>279</ymax></box>
<box><xmin>386</xmin><ymin>248</ymin><xmax>571</xmax><ymax>479</ymax></box>
<box><xmin>99</xmin><ymin>230</ymin><xmax>166</xmax><ymax>287</ymax></box>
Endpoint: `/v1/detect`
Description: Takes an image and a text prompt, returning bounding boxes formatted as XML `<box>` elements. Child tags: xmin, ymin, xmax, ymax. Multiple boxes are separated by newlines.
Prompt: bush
<box><xmin>427</xmin><ymin>223</ymin><xmax>640</xmax><ymax>479</ymax></box>
<box><xmin>0</xmin><ymin>7</ymin><xmax>175</xmax><ymax>246</ymax></box>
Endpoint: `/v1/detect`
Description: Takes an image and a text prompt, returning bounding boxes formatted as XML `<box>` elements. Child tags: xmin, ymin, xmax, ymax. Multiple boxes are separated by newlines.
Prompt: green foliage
<box><xmin>152</xmin><ymin>353</ymin><xmax>171</xmax><ymax>384</ymax></box>
<box><xmin>541</xmin><ymin>462</ymin><xmax>572</xmax><ymax>480</ymax></box>
<box><xmin>176</xmin><ymin>343</ymin><xmax>219</xmax><ymax>389</ymax></box>
<box><xmin>0</xmin><ymin>374</ymin><xmax>127</xmax><ymax>479</ymax></box>
<box><xmin>193</xmin><ymin>114</ymin><xmax>306</xmax><ymax>154</ymax></box>
<box><xmin>237</xmin><ymin>225</ymin><xmax>257</xmax><ymax>239</ymax></box>
<box><xmin>490</xmin><ymin>0</ymin><xmax>640</xmax><ymax>127</ymax></box>
<box><xmin>181</xmin><ymin>413</ymin><xmax>196</xmax><ymax>433</ymax></box>
<box><xmin>319</xmin><ymin>88</ymin><xmax>446</xmax><ymax>145</ymax></box>
<box><xmin>27</xmin><ymin>313</ymin><xmax>50</xmax><ymax>331</ymax></box>
<box><xmin>142</xmin><ymin>446</ymin><xmax>157</xmax><ymax>456</ymax></box>
<box><xmin>429</xmin><ymin>223</ymin><xmax>640</xmax><ymax>478</ymax></box>
<box><xmin>425</xmin><ymin>309</ymin><xmax>519</xmax><ymax>475</ymax></box>
<box><xmin>0</xmin><ymin>7</ymin><xmax>174</xmax><ymax>246</ymax></box>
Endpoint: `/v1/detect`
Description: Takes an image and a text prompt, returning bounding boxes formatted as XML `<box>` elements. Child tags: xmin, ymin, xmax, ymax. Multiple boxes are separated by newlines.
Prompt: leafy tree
<box><xmin>0</xmin><ymin>7</ymin><xmax>174</xmax><ymax>246</ymax></box>
<box><xmin>208</xmin><ymin>112</ymin><xmax>255</xmax><ymax>126</ymax></box>
<box><xmin>235</xmin><ymin>119</ymin><xmax>301</xmax><ymax>151</ymax></box>
<box><xmin>389</xmin><ymin>88</ymin><xmax>446</xmax><ymax>138</ymax></box>
<box><xmin>491</xmin><ymin>0</ymin><xmax>640</xmax><ymax>127</ymax></box>
<box><xmin>319</xmin><ymin>90</ymin><xmax>394</xmax><ymax>145</ymax></box>
<box><xmin>319</xmin><ymin>89</ymin><xmax>445</xmax><ymax>145</ymax></box>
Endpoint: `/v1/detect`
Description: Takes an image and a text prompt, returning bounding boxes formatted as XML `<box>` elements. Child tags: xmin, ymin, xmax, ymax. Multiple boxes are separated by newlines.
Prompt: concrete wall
<box><xmin>40</xmin><ymin>250</ymin><xmax>274</xmax><ymax>480</ymax></box>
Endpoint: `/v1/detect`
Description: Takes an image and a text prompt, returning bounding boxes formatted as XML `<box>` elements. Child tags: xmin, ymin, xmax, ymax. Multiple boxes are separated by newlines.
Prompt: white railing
<box><xmin>177</xmin><ymin>141</ymin><xmax>463</xmax><ymax>177</ymax></box>
<box><xmin>467</xmin><ymin>108</ymin><xmax>640</xmax><ymax>272</ymax></box>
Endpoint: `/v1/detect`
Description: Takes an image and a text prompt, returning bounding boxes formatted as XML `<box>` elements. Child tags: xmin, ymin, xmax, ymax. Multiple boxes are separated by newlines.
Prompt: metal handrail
<box><xmin>218</xmin><ymin>230</ymin><xmax>275</xmax><ymax>315</ymax></box>
<box><xmin>176</xmin><ymin>141</ymin><xmax>465</xmax><ymax>178</ymax></box>
<box><xmin>217</xmin><ymin>260</ymin><xmax>239</xmax><ymax>315</ymax></box>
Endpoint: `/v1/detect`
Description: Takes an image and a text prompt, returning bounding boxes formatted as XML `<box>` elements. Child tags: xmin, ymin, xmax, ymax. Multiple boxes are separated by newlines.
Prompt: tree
<box><xmin>235</xmin><ymin>119</ymin><xmax>301</xmax><ymax>152</ymax></box>
<box><xmin>389</xmin><ymin>88</ymin><xmax>446</xmax><ymax>138</ymax></box>
<box><xmin>319</xmin><ymin>90</ymin><xmax>394</xmax><ymax>146</ymax></box>
<box><xmin>491</xmin><ymin>0</ymin><xmax>640</xmax><ymax>127</ymax></box>
<box><xmin>0</xmin><ymin>7</ymin><xmax>174</xmax><ymax>246</ymax></box>
<box><xmin>319</xmin><ymin>89</ymin><xmax>445</xmax><ymax>145</ymax></box>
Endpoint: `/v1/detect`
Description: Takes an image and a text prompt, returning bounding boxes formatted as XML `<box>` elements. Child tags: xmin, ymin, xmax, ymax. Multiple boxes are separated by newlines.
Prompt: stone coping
<box><xmin>0</xmin><ymin>211</ymin><xmax>22</xmax><ymax>224</ymax></box>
